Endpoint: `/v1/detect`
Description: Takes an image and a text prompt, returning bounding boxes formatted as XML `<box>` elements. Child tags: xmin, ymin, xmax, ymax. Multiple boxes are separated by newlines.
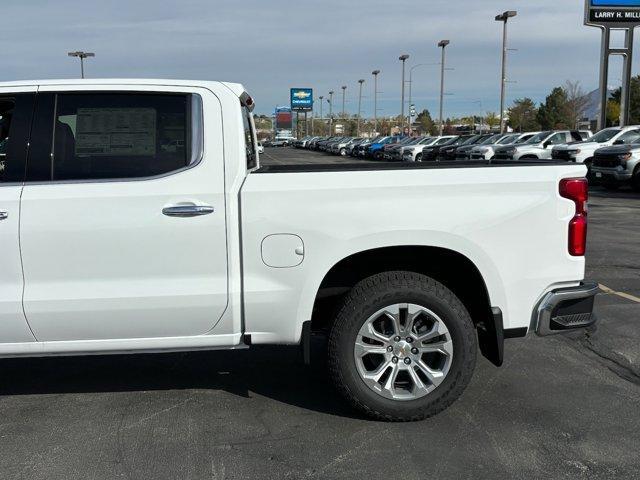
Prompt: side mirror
<box><xmin>543</xmin><ymin>141</ymin><xmax>551</xmax><ymax>148</ymax></box>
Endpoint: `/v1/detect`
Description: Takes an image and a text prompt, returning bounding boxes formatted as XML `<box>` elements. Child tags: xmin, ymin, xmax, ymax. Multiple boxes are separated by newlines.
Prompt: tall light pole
<box><xmin>319</xmin><ymin>95</ymin><xmax>324</xmax><ymax>135</ymax></box>
<box><xmin>341</xmin><ymin>85</ymin><xmax>347</xmax><ymax>121</ymax></box>
<box><xmin>372</xmin><ymin>70</ymin><xmax>380</xmax><ymax>135</ymax></box>
<box><xmin>437</xmin><ymin>40</ymin><xmax>450</xmax><ymax>136</ymax></box>
<box><xmin>495</xmin><ymin>10</ymin><xmax>517</xmax><ymax>134</ymax></box>
<box><xmin>357</xmin><ymin>79</ymin><xmax>365</xmax><ymax>136</ymax></box>
<box><xmin>68</xmin><ymin>51</ymin><xmax>95</xmax><ymax>79</ymax></box>
<box><xmin>328</xmin><ymin>91</ymin><xmax>334</xmax><ymax>135</ymax></box>
<box><xmin>399</xmin><ymin>54</ymin><xmax>410</xmax><ymax>134</ymax></box>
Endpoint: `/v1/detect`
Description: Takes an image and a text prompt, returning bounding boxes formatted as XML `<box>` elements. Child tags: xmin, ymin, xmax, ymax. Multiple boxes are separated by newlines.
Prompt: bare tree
<box><xmin>564</xmin><ymin>81</ymin><xmax>590</xmax><ymax>130</ymax></box>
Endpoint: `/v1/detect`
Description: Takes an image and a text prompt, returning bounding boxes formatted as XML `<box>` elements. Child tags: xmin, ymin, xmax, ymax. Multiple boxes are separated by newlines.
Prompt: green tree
<box><xmin>485</xmin><ymin>112</ymin><xmax>500</xmax><ymax>130</ymax></box>
<box><xmin>607</xmin><ymin>100</ymin><xmax>621</xmax><ymax>127</ymax></box>
<box><xmin>416</xmin><ymin>109</ymin><xmax>436</xmax><ymax>135</ymax></box>
<box><xmin>537</xmin><ymin>87</ymin><xmax>572</xmax><ymax>129</ymax></box>
<box><xmin>508</xmin><ymin>98</ymin><xmax>540</xmax><ymax>132</ymax></box>
<box><xmin>611</xmin><ymin>75</ymin><xmax>640</xmax><ymax>125</ymax></box>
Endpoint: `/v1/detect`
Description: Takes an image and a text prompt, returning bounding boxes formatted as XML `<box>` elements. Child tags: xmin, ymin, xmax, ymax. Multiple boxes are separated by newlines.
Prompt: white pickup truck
<box><xmin>0</xmin><ymin>79</ymin><xmax>598</xmax><ymax>421</ymax></box>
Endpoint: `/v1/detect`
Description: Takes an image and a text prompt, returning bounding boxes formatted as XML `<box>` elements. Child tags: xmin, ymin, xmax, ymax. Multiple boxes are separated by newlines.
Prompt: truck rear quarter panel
<box><xmin>240</xmin><ymin>164</ymin><xmax>587</xmax><ymax>344</ymax></box>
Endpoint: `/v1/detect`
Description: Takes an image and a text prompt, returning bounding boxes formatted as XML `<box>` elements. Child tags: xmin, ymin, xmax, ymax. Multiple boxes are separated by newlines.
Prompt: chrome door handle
<box><xmin>0</xmin><ymin>211</ymin><xmax>8</xmax><ymax>221</ymax></box>
<box><xmin>162</xmin><ymin>204</ymin><xmax>214</xmax><ymax>217</ymax></box>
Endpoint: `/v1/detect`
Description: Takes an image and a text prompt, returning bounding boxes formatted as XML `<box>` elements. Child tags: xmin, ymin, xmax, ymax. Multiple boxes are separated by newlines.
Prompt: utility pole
<box><xmin>328</xmin><ymin>91</ymin><xmax>334</xmax><ymax>135</ymax></box>
<box><xmin>357</xmin><ymin>79</ymin><xmax>365</xmax><ymax>136</ymax></box>
<box><xmin>438</xmin><ymin>40</ymin><xmax>450</xmax><ymax>136</ymax></box>
<box><xmin>319</xmin><ymin>95</ymin><xmax>324</xmax><ymax>135</ymax></box>
<box><xmin>341</xmin><ymin>85</ymin><xmax>347</xmax><ymax>121</ymax></box>
<box><xmin>372</xmin><ymin>70</ymin><xmax>380</xmax><ymax>135</ymax></box>
<box><xmin>399</xmin><ymin>54</ymin><xmax>410</xmax><ymax>134</ymax></box>
<box><xmin>67</xmin><ymin>51</ymin><xmax>95</xmax><ymax>78</ymax></box>
<box><xmin>495</xmin><ymin>10</ymin><xmax>517</xmax><ymax>133</ymax></box>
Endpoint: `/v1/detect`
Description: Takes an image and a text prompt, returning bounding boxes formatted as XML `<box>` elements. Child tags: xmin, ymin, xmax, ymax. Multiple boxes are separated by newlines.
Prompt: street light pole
<box><xmin>341</xmin><ymin>85</ymin><xmax>347</xmax><ymax>121</ymax></box>
<box><xmin>495</xmin><ymin>10</ymin><xmax>517</xmax><ymax>134</ymax></box>
<box><xmin>357</xmin><ymin>79</ymin><xmax>365</xmax><ymax>136</ymax></box>
<box><xmin>372</xmin><ymin>70</ymin><xmax>380</xmax><ymax>135</ymax></box>
<box><xmin>438</xmin><ymin>40</ymin><xmax>450</xmax><ymax>136</ymax></box>
<box><xmin>328</xmin><ymin>91</ymin><xmax>334</xmax><ymax>135</ymax></box>
<box><xmin>399</xmin><ymin>54</ymin><xmax>410</xmax><ymax>134</ymax></box>
<box><xmin>67</xmin><ymin>51</ymin><xmax>95</xmax><ymax>78</ymax></box>
<box><xmin>319</xmin><ymin>95</ymin><xmax>324</xmax><ymax>135</ymax></box>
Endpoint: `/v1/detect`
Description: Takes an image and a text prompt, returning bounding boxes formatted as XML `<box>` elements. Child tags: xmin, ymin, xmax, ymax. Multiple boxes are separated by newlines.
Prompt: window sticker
<box><xmin>75</xmin><ymin>108</ymin><xmax>156</xmax><ymax>156</ymax></box>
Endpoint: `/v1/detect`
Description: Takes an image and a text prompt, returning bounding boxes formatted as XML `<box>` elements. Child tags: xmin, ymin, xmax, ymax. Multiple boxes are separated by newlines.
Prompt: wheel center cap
<box><xmin>395</xmin><ymin>341</ymin><xmax>412</xmax><ymax>357</ymax></box>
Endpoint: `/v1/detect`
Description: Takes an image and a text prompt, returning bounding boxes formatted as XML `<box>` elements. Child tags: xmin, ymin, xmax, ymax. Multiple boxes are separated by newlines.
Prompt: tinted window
<box><xmin>0</xmin><ymin>95</ymin><xmax>35</xmax><ymax>183</ymax></box>
<box><xmin>40</xmin><ymin>93</ymin><xmax>202</xmax><ymax>181</ymax></box>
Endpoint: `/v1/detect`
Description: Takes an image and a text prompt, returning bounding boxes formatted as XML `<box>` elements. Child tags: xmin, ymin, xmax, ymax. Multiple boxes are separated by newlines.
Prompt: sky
<box><xmin>0</xmin><ymin>0</ymin><xmax>635</xmax><ymax>118</ymax></box>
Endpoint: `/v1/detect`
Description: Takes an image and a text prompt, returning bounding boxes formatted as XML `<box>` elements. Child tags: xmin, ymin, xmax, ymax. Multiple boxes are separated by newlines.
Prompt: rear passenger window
<box><xmin>0</xmin><ymin>94</ymin><xmax>35</xmax><ymax>183</ymax></box>
<box><xmin>48</xmin><ymin>93</ymin><xmax>202</xmax><ymax>181</ymax></box>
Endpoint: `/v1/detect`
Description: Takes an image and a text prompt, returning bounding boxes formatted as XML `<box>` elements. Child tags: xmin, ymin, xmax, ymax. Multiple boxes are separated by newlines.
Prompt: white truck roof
<box><xmin>0</xmin><ymin>78</ymin><xmax>247</xmax><ymax>96</ymax></box>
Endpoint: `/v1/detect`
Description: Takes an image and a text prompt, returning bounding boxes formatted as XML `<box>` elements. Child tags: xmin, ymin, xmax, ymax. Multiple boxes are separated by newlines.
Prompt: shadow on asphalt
<box><xmin>0</xmin><ymin>344</ymin><xmax>364</xmax><ymax>419</ymax></box>
<box><xmin>589</xmin><ymin>186</ymin><xmax>640</xmax><ymax>200</ymax></box>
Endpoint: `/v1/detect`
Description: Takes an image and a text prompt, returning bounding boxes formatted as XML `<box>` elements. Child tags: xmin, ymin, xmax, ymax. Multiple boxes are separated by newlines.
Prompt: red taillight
<box><xmin>559</xmin><ymin>178</ymin><xmax>588</xmax><ymax>256</ymax></box>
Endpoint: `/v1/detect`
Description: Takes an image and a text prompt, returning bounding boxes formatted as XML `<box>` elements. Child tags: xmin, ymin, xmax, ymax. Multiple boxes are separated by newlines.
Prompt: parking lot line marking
<box><xmin>599</xmin><ymin>284</ymin><xmax>640</xmax><ymax>304</ymax></box>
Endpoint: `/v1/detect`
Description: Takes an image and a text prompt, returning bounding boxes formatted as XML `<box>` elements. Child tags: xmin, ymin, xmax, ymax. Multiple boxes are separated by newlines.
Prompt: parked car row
<box><xmin>290</xmin><ymin>132</ymin><xmax>589</xmax><ymax>162</ymax></box>
<box><xmin>272</xmin><ymin>126</ymin><xmax>640</xmax><ymax>190</ymax></box>
<box><xmin>551</xmin><ymin>125</ymin><xmax>640</xmax><ymax>191</ymax></box>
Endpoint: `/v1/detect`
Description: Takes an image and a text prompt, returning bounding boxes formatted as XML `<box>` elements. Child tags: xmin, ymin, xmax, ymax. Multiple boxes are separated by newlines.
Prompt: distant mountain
<box><xmin>583</xmin><ymin>87</ymin><xmax>615</xmax><ymax>120</ymax></box>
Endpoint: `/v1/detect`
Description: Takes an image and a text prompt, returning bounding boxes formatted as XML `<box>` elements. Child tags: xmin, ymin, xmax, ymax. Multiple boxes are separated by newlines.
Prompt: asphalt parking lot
<box><xmin>1</xmin><ymin>148</ymin><xmax>639</xmax><ymax>480</ymax></box>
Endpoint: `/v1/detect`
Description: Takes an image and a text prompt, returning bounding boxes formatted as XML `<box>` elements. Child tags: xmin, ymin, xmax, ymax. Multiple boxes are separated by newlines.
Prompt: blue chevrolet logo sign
<box><xmin>290</xmin><ymin>88</ymin><xmax>313</xmax><ymax>111</ymax></box>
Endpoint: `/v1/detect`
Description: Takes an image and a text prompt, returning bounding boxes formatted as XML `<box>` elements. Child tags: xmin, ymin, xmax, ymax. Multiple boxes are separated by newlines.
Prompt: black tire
<box><xmin>373</xmin><ymin>151</ymin><xmax>384</xmax><ymax>161</ymax></box>
<box><xmin>339</xmin><ymin>148</ymin><xmax>346</xmax><ymax>156</ymax></box>
<box><xmin>602</xmin><ymin>182</ymin><xmax>619</xmax><ymax>191</ymax></box>
<box><xmin>328</xmin><ymin>271</ymin><xmax>477</xmax><ymax>422</ymax></box>
<box><xmin>632</xmin><ymin>167</ymin><xmax>640</xmax><ymax>192</ymax></box>
<box><xmin>415</xmin><ymin>153</ymin><xmax>423</xmax><ymax>162</ymax></box>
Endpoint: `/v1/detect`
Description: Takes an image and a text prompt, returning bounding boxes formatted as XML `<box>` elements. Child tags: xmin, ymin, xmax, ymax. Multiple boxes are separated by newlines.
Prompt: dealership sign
<box><xmin>586</xmin><ymin>0</ymin><xmax>640</xmax><ymax>26</ymax></box>
<box><xmin>290</xmin><ymin>88</ymin><xmax>313</xmax><ymax>111</ymax></box>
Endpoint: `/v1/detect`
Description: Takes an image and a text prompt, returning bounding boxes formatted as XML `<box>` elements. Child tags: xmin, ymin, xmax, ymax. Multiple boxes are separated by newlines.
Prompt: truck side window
<box><xmin>569</xmin><ymin>131</ymin><xmax>583</xmax><ymax>142</ymax></box>
<box><xmin>0</xmin><ymin>95</ymin><xmax>35</xmax><ymax>183</ymax></box>
<box><xmin>242</xmin><ymin>105</ymin><xmax>257</xmax><ymax>170</ymax></box>
<box><xmin>44</xmin><ymin>93</ymin><xmax>202</xmax><ymax>181</ymax></box>
<box><xmin>617</xmin><ymin>130</ymin><xmax>640</xmax><ymax>144</ymax></box>
<box><xmin>546</xmin><ymin>133</ymin><xmax>566</xmax><ymax>145</ymax></box>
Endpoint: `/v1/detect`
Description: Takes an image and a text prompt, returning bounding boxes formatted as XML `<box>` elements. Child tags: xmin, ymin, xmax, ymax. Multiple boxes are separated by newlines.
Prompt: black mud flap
<box><xmin>477</xmin><ymin>307</ymin><xmax>505</xmax><ymax>367</ymax></box>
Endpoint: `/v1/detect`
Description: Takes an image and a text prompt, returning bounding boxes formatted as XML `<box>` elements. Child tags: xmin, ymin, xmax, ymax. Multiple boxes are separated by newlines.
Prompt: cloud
<box><xmin>0</xmin><ymin>0</ymin><xmax>629</xmax><ymax>116</ymax></box>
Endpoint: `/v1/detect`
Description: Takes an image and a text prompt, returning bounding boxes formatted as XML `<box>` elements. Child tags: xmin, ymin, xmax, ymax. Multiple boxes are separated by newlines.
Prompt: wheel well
<box><xmin>311</xmin><ymin>246</ymin><xmax>492</xmax><ymax>335</ymax></box>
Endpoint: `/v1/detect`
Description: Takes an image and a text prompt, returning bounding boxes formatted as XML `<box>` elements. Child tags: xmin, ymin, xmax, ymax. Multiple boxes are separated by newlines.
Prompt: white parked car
<box><xmin>0</xmin><ymin>79</ymin><xmax>597</xmax><ymax>421</ymax></box>
<box><xmin>402</xmin><ymin>136</ymin><xmax>456</xmax><ymax>162</ymax></box>
<box><xmin>257</xmin><ymin>142</ymin><xmax>264</xmax><ymax>154</ymax></box>
<box><xmin>469</xmin><ymin>132</ymin><xmax>539</xmax><ymax>160</ymax></box>
<box><xmin>493</xmin><ymin>130</ymin><xmax>589</xmax><ymax>160</ymax></box>
<box><xmin>551</xmin><ymin>126</ymin><xmax>640</xmax><ymax>169</ymax></box>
